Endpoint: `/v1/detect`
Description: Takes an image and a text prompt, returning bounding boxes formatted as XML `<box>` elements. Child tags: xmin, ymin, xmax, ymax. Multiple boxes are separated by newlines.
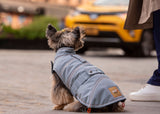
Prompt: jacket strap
<box><xmin>51</xmin><ymin>61</ymin><xmax>55</xmax><ymax>74</ymax></box>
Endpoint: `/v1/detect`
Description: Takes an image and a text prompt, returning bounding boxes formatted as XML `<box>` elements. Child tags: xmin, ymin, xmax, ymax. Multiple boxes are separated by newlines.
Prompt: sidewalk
<box><xmin>1</xmin><ymin>49</ymin><xmax>160</xmax><ymax>114</ymax></box>
<box><xmin>5</xmin><ymin>101</ymin><xmax>160</xmax><ymax>114</ymax></box>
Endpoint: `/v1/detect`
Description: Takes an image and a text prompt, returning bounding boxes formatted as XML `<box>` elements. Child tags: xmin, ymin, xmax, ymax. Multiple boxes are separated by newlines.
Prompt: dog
<box><xmin>46</xmin><ymin>24</ymin><xmax>126</xmax><ymax>112</ymax></box>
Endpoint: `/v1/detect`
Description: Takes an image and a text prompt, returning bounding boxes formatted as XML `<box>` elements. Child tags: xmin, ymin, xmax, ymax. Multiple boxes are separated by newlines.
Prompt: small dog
<box><xmin>46</xmin><ymin>24</ymin><xmax>126</xmax><ymax>112</ymax></box>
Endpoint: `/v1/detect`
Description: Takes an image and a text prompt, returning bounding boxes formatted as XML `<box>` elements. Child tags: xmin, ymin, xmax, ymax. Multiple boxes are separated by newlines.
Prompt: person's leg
<box><xmin>147</xmin><ymin>9</ymin><xmax>160</xmax><ymax>86</ymax></box>
<box><xmin>129</xmin><ymin>10</ymin><xmax>160</xmax><ymax>101</ymax></box>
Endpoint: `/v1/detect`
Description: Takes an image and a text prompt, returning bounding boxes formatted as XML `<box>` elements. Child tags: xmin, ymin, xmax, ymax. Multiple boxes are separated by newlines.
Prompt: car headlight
<box><xmin>69</xmin><ymin>9</ymin><xmax>81</xmax><ymax>17</ymax></box>
<box><xmin>129</xmin><ymin>30</ymin><xmax>135</xmax><ymax>37</ymax></box>
<box><xmin>117</xmin><ymin>13</ymin><xmax>127</xmax><ymax>20</ymax></box>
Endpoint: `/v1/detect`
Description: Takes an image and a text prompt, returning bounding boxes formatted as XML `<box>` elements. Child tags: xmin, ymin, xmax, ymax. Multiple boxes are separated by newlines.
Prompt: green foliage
<box><xmin>0</xmin><ymin>16</ymin><xmax>59</xmax><ymax>39</ymax></box>
<box><xmin>0</xmin><ymin>26</ymin><xmax>19</xmax><ymax>39</ymax></box>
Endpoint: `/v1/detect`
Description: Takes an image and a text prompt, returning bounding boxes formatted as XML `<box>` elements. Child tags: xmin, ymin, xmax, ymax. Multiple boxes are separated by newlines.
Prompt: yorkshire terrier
<box><xmin>46</xmin><ymin>24</ymin><xmax>126</xmax><ymax>112</ymax></box>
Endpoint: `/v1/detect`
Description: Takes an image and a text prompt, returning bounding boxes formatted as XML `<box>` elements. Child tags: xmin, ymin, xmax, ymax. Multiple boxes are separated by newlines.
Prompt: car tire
<box><xmin>123</xmin><ymin>29</ymin><xmax>154</xmax><ymax>57</ymax></box>
<box><xmin>138</xmin><ymin>29</ymin><xmax>154</xmax><ymax>57</ymax></box>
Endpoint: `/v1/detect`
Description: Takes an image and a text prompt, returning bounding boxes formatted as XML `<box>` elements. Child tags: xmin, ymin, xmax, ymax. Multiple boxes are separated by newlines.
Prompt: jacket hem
<box><xmin>77</xmin><ymin>97</ymin><xmax>126</xmax><ymax>108</ymax></box>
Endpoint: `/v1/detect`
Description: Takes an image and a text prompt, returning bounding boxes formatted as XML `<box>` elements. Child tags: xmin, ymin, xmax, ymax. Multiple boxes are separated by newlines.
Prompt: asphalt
<box><xmin>1</xmin><ymin>49</ymin><xmax>160</xmax><ymax>114</ymax></box>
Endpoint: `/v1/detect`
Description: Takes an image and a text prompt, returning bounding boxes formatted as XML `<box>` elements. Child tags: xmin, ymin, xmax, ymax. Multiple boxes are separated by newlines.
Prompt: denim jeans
<box><xmin>147</xmin><ymin>10</ymin><xmax>160</xmax><ymax>86</ymax></box>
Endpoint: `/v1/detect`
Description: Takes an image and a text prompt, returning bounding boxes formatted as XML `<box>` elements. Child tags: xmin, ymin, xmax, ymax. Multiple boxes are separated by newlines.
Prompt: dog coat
<box><xmin>52</xmin><ymin>47</ymin><xmax>126</xmax><ymax>108</ymax></box>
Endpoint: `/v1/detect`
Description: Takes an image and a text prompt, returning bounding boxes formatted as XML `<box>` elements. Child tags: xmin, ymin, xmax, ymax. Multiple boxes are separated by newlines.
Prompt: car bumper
<box><xmin>85</xmin><ymin>37</ymin><xmax>121</xmax><ymax>43</ymax></box>
<box><xmin>84</xmin><ymin>37</ymin><xmax>122</xmax><ymax>47</ymax></box>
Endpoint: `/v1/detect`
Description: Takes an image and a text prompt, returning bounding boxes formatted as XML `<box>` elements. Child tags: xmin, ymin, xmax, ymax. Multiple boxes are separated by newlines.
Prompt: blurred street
<box><xmin>0</xmin><ymin>49</ymin><xmax>160</xmax><ymax>114</ymax></box>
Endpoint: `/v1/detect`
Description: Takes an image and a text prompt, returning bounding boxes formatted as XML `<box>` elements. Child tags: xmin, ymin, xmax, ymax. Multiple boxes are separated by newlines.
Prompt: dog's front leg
<box><xmin>51</xmin><ymin>72</ymin><xmax>74</xmax><ymax>110</ymax></box>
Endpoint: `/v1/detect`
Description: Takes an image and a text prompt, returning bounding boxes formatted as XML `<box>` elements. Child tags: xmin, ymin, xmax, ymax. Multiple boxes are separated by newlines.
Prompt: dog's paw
<box><xmin>53</xmin><ymin>104</ymin><xmax>65</xmax><ymax>110</ymax></box>
<box><xmin>117</xmin><ymin>102</ymin><xmax>125</xmax><ymax>112</ymax></box>
<box><xmin>63</xmin><ymin>101</ymin><xmax>82</xmax><ymax>112</ymax></box>
<box><xmin>63</xmin><ymin>105</ymin><xmax>73</xmax><ymax>112</ymax></box>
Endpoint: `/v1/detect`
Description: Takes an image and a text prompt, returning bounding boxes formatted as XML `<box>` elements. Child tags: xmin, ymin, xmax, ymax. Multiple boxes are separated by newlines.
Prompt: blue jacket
<box><xmin>52</xmin><ymin>47</ymin><xmax>126</xmax><ymax>108</ymax></box>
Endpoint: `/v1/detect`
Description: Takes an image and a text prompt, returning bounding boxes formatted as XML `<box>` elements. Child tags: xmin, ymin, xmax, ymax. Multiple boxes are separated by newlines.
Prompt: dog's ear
<box><xmin>72</xmin><ymin>27</ymin><xmax>80</xmax><ymax>39</ymax></box>
<box><xmin>46</xmin><ymin>24</ymin><xmax>57</xmax><ymax>39</ymax></box>
<box><xmin>48</xmin><ymin>24</ymin><xmax>57</xmax><ymax>33</ymax></box>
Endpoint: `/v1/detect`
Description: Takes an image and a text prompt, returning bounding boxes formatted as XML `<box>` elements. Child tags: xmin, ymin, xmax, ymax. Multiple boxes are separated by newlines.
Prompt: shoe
<box><xmin>129</xmin><ymin>84</ymin><xmax>160</xmax><ymax>101</ymax></box>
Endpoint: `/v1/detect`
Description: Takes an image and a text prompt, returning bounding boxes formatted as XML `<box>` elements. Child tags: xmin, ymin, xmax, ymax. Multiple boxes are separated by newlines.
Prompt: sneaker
<box><xmin>129</xmin><ymin>84</ymin><xmax>160</xmax><ymax>101</ymax></box>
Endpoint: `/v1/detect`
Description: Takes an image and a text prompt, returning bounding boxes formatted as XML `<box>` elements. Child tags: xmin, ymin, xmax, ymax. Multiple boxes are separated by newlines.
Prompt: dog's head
<box><xmin>46</xmin><ymin>24</ymin><xmax>85</xmax><ymax>52</ymax></box>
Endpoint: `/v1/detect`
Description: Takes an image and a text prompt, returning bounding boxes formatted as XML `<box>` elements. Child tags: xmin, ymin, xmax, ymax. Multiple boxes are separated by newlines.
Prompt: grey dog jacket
<box><xmin>52</xmin><ymin>47</ymin><xmax>126</xmax><ymax>108</ymax></box>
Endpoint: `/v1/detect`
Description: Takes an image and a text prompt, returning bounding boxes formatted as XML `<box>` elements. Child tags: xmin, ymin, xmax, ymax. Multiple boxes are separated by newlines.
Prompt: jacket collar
<box><xmin>56</xmin><ymin>47</ymin><xmax>76</xmax><ymax>55</ymax></box>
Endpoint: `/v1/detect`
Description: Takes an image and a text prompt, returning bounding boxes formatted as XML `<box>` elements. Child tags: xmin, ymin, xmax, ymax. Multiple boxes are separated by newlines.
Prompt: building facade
<box><xmin>3</xmin><ymin>0</ymin><xmax>92</xmax><ymax>7</ymax></box>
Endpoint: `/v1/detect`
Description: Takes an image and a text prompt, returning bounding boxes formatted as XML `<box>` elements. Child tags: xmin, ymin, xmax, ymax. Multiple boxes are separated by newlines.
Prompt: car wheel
<box><xmin>123</xmin><ymin>29</ymin><xmax>154</xmax><ymax>57</ymax></box>
<box><xmin>138</xmin><ymin>29</ymin><xmax>154</xmax><ymax>57</ymax></box>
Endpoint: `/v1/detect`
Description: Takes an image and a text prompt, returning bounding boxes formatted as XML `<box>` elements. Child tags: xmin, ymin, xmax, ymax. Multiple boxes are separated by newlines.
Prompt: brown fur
<box><xmin>46</xmin><ymin>24</ymin><xmax>125</xmax><ymax>112</ymax></box>
<box><xmin>51</xmin><ymin>72</ymin><xmax>74</xmax><ymax>110</ymax></box>
<box><xmin>46</xmin><ymin>25</ymin><xmax>85</xmax><ymax>52</ymax></box>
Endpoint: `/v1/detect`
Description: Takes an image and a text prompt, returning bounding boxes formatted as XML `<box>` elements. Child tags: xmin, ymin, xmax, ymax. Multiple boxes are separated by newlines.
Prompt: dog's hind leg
<box><xmin>53</xmin><ymin>104</ymin><xmax>66</xmax><ymax>110</ymax></box>
<box><xmin>63</xmin><ymin>100</ymin><xmax>83</xmax><ymax>112</ymax></box>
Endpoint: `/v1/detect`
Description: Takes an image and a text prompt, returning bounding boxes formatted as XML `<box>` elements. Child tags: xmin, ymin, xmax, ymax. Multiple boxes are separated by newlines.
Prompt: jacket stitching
<box><xmin>60</xmin><ymin>58</ymin><xmax>75</xmax><ymax>77</ymax></box>
<box><xmin>67</xmin><ymin>62</ymin><xmax>89</xmax><ymax>88</ymax></box>
<box><xmin>77</xmin><ymin>95</ymin><xmax>125</xmax><ymax>107</ymax></box>
<box><xmin>88</xmin><ymin>77</ymin><xmax>106</xmax><ymax>107</ymax></box>
<box><xmin>54</xmin><ymin>54</ymin><xmax>71</xmax><ymax>62</ymax></box>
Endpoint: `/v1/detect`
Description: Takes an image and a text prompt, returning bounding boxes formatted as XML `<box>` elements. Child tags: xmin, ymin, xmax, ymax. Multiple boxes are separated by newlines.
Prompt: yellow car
<box><xmin>65</xmin><ymin>0</ymin><xmax>154</xmax><ymax>56</ymax></box>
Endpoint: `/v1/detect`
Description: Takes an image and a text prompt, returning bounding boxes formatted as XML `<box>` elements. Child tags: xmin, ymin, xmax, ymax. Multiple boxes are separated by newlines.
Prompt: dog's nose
<box><xmin>48</xmin><ymin>24</ymin><xmax>53</xmax><ymax>30</ymax></box>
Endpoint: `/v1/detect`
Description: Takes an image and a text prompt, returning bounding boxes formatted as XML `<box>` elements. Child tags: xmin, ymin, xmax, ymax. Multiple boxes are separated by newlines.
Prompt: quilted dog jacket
<box><xmin>52</xmin><ymin>47</ymin><xmax>126</xmax><ymax>108</ymax></box>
